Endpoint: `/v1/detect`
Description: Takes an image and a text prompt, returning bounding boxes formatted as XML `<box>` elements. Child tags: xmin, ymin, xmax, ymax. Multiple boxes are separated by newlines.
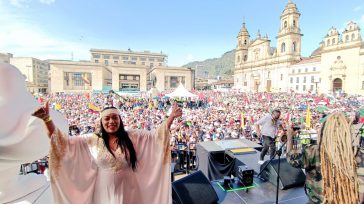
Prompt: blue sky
<box><xmin>0</xmin><ymin>0</ymin><xmax>364</xmax><ymax>66</ymax></box>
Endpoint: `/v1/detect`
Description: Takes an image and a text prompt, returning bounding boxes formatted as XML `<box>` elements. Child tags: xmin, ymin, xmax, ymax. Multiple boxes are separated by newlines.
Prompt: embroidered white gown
<box><xmin>49</xmin><ymin>122</ymin><xmax>172</xmax><ymax>204</ymax></box>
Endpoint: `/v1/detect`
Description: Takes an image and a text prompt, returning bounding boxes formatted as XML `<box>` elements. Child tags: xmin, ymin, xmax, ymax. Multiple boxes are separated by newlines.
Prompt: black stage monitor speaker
<box><xmin>260</xmin><ymin>158</ymin><xmax>306</xmax><ymax>190</ymax></box>
<box><xmin>172</xmin><ymin>170</ymin><xmax>219</xmax><ymax>204</ymax></box>
<box><xmin>237</xmin><ymin>165</ymin><xmax>254</xmax><ymax>186</ymax></box>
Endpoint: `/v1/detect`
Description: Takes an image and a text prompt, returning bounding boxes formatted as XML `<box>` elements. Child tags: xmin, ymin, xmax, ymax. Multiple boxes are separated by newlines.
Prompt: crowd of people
<box><xmin>25</xmin><ymin>89</ymin><xmax>364</xmax><ymax>203</ymax></box>
<box><xmin>40</xmin><ymin>91</ymin><xmax>361</xmax><ymax>147</ymax></box>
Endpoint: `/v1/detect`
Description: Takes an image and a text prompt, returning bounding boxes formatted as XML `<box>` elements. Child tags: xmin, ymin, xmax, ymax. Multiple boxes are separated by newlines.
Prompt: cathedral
<box><xmin>234</xmin><ymin>0</ymin><xmax>364</xmax><ymax>95</ymax></box>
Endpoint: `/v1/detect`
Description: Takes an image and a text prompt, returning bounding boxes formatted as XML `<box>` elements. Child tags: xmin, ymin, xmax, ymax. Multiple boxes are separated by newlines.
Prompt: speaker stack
<box><xmin>260</xmin><ymin>158</ymin><xmax>306</xmax><ymax>190</ymax></box>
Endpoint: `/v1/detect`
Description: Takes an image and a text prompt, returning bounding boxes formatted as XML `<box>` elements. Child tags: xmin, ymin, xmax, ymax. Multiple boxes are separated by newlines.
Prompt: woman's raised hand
<box><xmin>32</xmin><ymin>101</ymin><xmax>50</xmax><ymax>121</ymax></box>
<box><xmin>32</xmin><ymin>101</ymin><xmax>55</xmax><ymax>137</ymax></box>
<box><xmin>170</xmin><ymin>102</ymin><xmax>182</xmax><ymax>119</ymax></box>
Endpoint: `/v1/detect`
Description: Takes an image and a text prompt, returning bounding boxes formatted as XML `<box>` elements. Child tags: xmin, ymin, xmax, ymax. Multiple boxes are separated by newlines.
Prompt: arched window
<box><xmin>327</xmin><ymin>39</ymin><xmax>330</xmax><ymax>46</ymax></box>
<box><xmin>281</xmin><ymin>43</ymin><xmax>286</xmax><ymax>53</ymax></box>
<box><xmin>244</xmin><ymin>55</ymin><xmax>247</xmax><ymax>61</ymax></box>
<box><xmin>293</xmin><ymin>20</ymin><xmax>296</xmax><ymax>27</ymax></box>
<box><xmin>244</xmin><ymin>39</ymin><xmax>247</xmax><ymax>45</ymax></box>
<box><xmin>352</xmin><ymin>33</ymin><xmax>356</xmax><ymax>41</ymax></box>
<box><xmin>332</xmin><ymin>38</ymin><xmax>336</xmax><ymax>44</ymax></box>
<box><xmin>346</xmin><ymin>35</ymin><xmax>349</xmax><ymax>42</ymax></box>
<box><xmin>292</xmin><ymin>42</ymin><xmax>296</xmax><ymax>52</ymax></box>
<box><xmin>284</xmin><ymin>21</ymin><xmax>287</xmax><ymax>28</ymax></box>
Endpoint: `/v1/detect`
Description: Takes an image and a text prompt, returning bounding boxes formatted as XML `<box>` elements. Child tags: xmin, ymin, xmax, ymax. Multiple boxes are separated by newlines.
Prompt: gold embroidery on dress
<box><xmin>94</xmin><ymin>137</ymin><xmax>128</xmax><ymax>173</ymax></box>
<box><xmin>156</xmin><ymin>122</ymin><xmax>171</xmax><ymax>164</ymax></box>
<box><xmin>49</xmin><ymin>129</ymin><xmax>68</xmax><ymax>182</ymax></box>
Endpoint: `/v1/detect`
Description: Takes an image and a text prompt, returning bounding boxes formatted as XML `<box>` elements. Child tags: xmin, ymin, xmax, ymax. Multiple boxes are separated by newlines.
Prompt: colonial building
<box><xmin>234</xmin><ymin>0</ymin><xmax>302</xmax><ymax>92</ymax></box>
<box><xmin>90</xmin><ymin>48</ymin><xmax>167</xmax><ymax>68</ymax></box>
<box><xmin>0</xmin><ymin>53</ymin><xmax>13</xmax><ymax>63</ymax></box>
<box><xmin>49</xmin><ymin>60</ymin><xmax>111</xmax><ymax>93</ymax></box>
<box><xmin>288</xmin><ymin>57</ymin><xmax>321</xmax><ymax>93</ymax></box>
<box><xmin>49</xmin><ymin>49</ymin><xmax>194</xmax><ymax>93</ymax></box>
<box><xmin>10</xmin><ymin>57</ymin><xmax>49</xmax><ymax>93</ymax></box>
<box><xmin>234</xmin><ymin>0</ymin><xmax>364</xmax><ymax>95</ymax></box>
<box><xmin>150</xmin><ymin>66</ymin><xmax>195</xmax><ymax>91</ymax></box>
<box><xmin>313</xmin><ymin>22</ymin><xmax>364</xmax><ymax>95</ymax></box>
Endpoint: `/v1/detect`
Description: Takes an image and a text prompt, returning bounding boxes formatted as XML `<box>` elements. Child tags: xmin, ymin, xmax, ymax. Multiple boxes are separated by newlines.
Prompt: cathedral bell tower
<box><xmin>276</xmin><ymin>0</ymin><xmax>302</xmax><ymax>58</ymax></box>
<box><xmin>236</xmin><ymin>21</ymin><xmax>250</xmax><ymax>65</ymax></box>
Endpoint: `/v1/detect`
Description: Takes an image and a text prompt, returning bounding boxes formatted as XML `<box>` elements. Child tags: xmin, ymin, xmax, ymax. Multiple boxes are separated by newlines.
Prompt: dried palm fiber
<box><xmin>320</xmin><ymin>112</ymin><xmax>359</xmax><ymax>203</ymax></box>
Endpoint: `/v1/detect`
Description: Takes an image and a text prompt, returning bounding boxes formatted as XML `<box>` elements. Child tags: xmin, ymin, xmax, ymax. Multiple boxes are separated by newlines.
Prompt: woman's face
<box><xmin>102</xmin><ymin>113</ymin><xmax>121</xmax><ymax>134</ymax></box>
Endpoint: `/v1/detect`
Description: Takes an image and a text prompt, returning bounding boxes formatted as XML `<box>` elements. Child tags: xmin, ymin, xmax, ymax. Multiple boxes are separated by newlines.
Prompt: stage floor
<box><xmin>197</xmin><ymin>139</ymin><xmax>307</xmax><ymax>204</ymax></box>
<box><xmin>212</xmin><ymin>178</ymin><xmax>307</xmax><ymax>204</ymax></box>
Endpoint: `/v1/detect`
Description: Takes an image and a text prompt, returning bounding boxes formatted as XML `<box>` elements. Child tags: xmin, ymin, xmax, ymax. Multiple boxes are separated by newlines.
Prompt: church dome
<box><xmin>238</xmin><ymin>22</ymin><xmax>250</xmax><ymax>37</ymax></box>
<box><xmin>281</xmin><ymin>0</ymin><xmax>300</xmax><ymax>17</ymax></box>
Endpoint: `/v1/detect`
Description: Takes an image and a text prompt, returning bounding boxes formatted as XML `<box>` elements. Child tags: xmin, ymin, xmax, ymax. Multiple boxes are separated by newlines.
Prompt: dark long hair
<box><xmin>98</xmin><ymin>107</ymin><xmax>137</xmax><ymax>171</ymax></box>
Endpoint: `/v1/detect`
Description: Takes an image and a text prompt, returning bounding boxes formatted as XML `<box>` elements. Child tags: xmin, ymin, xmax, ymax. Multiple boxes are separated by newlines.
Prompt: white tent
<box><xmin>166</xmin><ymin>83</ymin><xmax>198</xmax><ymax>99</ymax></box>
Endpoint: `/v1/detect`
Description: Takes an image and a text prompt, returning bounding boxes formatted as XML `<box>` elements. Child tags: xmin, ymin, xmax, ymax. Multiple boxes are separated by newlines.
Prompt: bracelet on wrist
<box><xmin>43</xmin><ymin>115</ymin><xmax>52</xmax><ymax>123</ymax></box>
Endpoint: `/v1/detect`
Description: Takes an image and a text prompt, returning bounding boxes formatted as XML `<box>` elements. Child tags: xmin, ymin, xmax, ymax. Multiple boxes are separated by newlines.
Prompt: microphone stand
<box><xmin>257</xmin><ymin>140</ymin><xmax>288</xmax><ymax>204</ymax></box>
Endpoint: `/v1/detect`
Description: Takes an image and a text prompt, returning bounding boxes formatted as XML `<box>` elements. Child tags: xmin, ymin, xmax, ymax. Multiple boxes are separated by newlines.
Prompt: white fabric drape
<box><xmin>0</xmin><ymin>63</ymin><xmax>68</xmax><ymax>203</ymax></box>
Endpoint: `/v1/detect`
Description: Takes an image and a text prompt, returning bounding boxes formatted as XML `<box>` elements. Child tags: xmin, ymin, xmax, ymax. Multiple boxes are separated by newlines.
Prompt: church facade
<box><xmin>234</xmin><ymin>0</ymin><xmax>364</xmax><ymax>95</ymax></box>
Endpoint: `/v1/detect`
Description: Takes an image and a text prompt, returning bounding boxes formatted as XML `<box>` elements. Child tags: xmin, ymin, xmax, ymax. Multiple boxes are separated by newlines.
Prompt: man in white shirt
<box><xmin>255</xmin><ymin>109</ymin><xmax>283</xmax><ymax>164</ymax></box>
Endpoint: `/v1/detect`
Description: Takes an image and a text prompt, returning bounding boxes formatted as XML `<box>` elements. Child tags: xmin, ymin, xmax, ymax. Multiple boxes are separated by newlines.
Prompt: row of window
<box><xmin>93</xmin><ymin>54</ymin><xmax>164</xmax><ymax>62</ymax></box>
<box><xmin>95</xmin><ymin>59</ymin><xmax>162</xmax><ymax>67</ymax></box>
<box><xmin>290</xmin><ymin>76</ymin><xmax>321</xmax><ymax>83</ymax></box>
<box><xmin>237</xmin><ymin>42</ymin><xmax>298</xmax><ymax>62</ymax></box>
<box><xmin>281</xmin><ymin>42</ymin><xmax>296</xmax><ymax>53</ymax></box>
<box><xmin>327</xmin><ymin>33</ymin><xmax>357</xmax><ymax>46</ymax></box>
<box><xmin>165</xmin><ymin>76</ymin><xmax>186</xmax><ymax>89</ymax></box>
<box><xmin>120</xmin><ymin>83</ymin><xmax>139</xmax><ymax>90</ymax></box>
<box><xmin>238</xmin><ymin>39</ymin><xmax>248</xmax><ymax>47</ymax></box>
<box><xmin>292</xmin><ymin>67</ymin><xmax>317</xmax><ymax>73</ymax></box>
<box><xmin>119</xmin><ymin>74</ymin><xmax>140</xmax><ymax>81</ymax></box>
<box><xmin>37</xmin><ymin>79</ymin><xmax>48</xmax><ymax>84</ymax></box>
<box><xmin>237</xmin><ymin>55</ymin><xmax>248</xmax><ymax>63</ymax></box>
<box><xmin>292</xmin><ymin>84</ymin><xmax>315</xmax><ymax>92</ymax></box>
<box><xmin>283</xmin><ymin>20</ymin><xmax>297</xmax><ymax>29</ymax></box>
<box><xmin>37</xmin><ymin>70</ymin><xmax>48</xmax><ymax>75</ymax></box>
<box><xmin>95</xmin><ymin>59</ymin><xmax>163</xmax><ymax>67</ymax></box>
<box><xmin>64</xmin><ymin>72</ymin><xmax>92</xmax><ymax>88</ymax></box>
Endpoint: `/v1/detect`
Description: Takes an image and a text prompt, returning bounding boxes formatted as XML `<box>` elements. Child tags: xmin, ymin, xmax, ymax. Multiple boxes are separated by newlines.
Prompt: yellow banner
<box><xmin>306</xmin><ymin>105</ymin><xmax>311</xmax><ymax>129</ymax></box>
<box><xmin>88</xmin><ymin>103</ymin><xmax>101</xmax><ymax>112</ymax></box>
<box><xmin>55</xmin><ymin>103</ymin><xmax>61</xmax><ymax>110</ymax></box>
<box><xmin>241</xmin><ymin>112</ymin><xmax>245</xmax><ymax>128</ymax></box>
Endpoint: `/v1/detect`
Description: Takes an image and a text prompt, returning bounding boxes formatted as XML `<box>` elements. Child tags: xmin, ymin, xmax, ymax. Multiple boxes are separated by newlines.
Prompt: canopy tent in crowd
<box><xmin>166</xmin><ymin>83</ymin><xmax>198</xmax><ymax>99</ymax></box>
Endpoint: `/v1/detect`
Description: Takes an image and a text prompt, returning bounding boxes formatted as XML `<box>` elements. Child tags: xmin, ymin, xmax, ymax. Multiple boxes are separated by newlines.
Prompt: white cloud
<box><xmin>186</xmin><ymin>54</ymin><xmax>194</xmax><ymax>61</ymax></box>
<box><xmin>354</xmin><ymin>6</ymin><xmax>362</xmax><ymax>12</ymax></box>
<box><xmin>0</xmin><ymin>3</ymin><xmax>89</xmax><ymax>61</ymax></box>
<box><xmin>8</xmin><ymin>0</ymin><xmax>30</xmax><ymax>8</ymax></box>
<box><xmin>39</xmin><ymin>0</ymin><xmax>55</xmax><ymax>5</ymax></box>
<box><xmin>4</xmin><ymin>0</ymin><xmax>55</xmax><ymax>7</ymax></box>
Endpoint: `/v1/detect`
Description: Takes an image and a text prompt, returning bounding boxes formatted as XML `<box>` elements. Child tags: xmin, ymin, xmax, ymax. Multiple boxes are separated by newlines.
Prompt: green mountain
<box><xmin>183</xmin><ymin>49</ymin><xmax>235</xmax><ymax>78</ymax></box>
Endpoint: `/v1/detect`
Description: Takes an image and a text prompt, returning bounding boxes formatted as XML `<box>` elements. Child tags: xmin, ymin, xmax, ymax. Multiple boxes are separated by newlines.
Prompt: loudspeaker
<box><xmin>260</xmin><ymin>158</ymin><xmax>306</xmax><ymax>190</ymax></box>
<box><xmin>172</xmin><ymin>170</ymin><xmax>219</xmax><ymax>204</ymax></box>
<box><xmin>237</xmin><ymin>165</ymin><xmax>254</xmax><ymax>186</ymax></box>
